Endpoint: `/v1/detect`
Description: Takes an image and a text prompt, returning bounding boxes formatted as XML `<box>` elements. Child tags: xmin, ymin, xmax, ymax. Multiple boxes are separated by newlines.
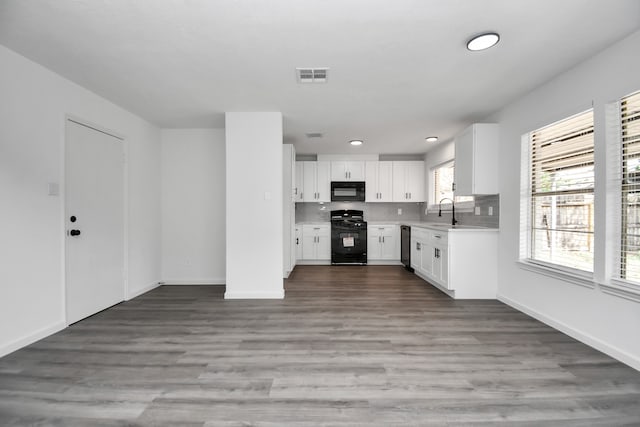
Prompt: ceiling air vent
<box><xmin>296</xmin><ymin>68</ymin><xmax>329</xmax><ymax>83</ymax></box>
<box><xmin>305</xmin><ymin>132</ymin><xmax>324</xmax><ymax>139</ymax></box>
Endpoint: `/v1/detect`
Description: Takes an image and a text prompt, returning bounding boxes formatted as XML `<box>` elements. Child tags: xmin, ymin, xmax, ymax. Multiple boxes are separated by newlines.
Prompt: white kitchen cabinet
<box><xmin>367</xmin><ymin>224</ymin><xmax>400</xmax><ymax>260</ymax></box>
<box><xmin>392</xmin><ymin>161</ymin><xmax>425</xmax><ymax>202</ymax></box>
<box><xmin>365</xmin><ymin>161</ymin><xmax>393</xmax><ymax>202</ymax></box>
<box><xmin>295</xmin><ymin>161</ymin><xmax>304</xmax><ymax>202</ymax></box>
<box><xmin>302</xmin><ymin>161</ymin><xmax>330</xmax><ymax>202</ymax></box>
<box><xmin>453</xmin><ymin>123</ymin><xmax>499</xmax><ymax>195</ymax></box>
<box><xmin>331</xmin><ymin>161</ymin><xmax>365</xmax><ymax>181</ymax></box>
<box><xmin>410</xmin><ymin>225</ymin><xmax>497</xmax><ymax>298</ymax></box>
<box><xmin>295</xmin><ymin>226</ymin><xmax>302</xmax><ymax>260</ymax></box>
<box><xmin>301</xmin><ymin>224</ymin><xmax>331</xmax><ymax>260</ymax></box>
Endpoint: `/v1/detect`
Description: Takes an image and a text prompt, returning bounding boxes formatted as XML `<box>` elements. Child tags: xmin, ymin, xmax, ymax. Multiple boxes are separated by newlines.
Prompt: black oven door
<box><xmin>331</xmin><ymin>222</ymin><xmax>367</xmax><ymax>264</ymax></box>
<box><xmin>331</xmin><ymin>181</ymin><xmax>365</xmax><ymax>202</ymax></box>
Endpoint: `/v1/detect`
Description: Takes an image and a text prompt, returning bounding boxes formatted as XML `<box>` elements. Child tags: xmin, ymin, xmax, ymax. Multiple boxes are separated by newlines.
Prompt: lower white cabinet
<box><xmin>295</xmin><ymin>226</ymin><xmax>303</xmax><ymax>261</ymax></box>
<box><xmin>410</xmin><ymin>226</ymin><xmax>497</xmax><ymax>299</ymax></box>
<box><xmin>301</xmin><ymin>224</ymin><xmax>331</xmax><ymax>260</ymax></box>
<box><xmin>367</xmin><ymin>224</ymin><xmax>400</xmax><ymax>260</ymax></box>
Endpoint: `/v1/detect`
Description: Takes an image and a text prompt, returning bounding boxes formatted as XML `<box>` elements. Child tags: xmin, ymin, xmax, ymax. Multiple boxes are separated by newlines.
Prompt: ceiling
<box><xmin>1</xmin><ymin>1</ymin><xmax>639</xmax><ymax>155</ymax></box>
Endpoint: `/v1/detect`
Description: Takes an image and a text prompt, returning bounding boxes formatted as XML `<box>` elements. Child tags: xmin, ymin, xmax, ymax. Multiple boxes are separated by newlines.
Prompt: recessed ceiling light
<box><xmin>467</xmin><ymin>32</ymin><xmax>500</xmax><ymax>51</ymax></box>
<box><xmin>425</xmin><ymin>136</ymin><xmax>438</xmax><ymax>143</ymax></box>
<box><xmin>350</xmin><ymin>140</ymin><xmax>363</xmax><ymax>146</ymax></box>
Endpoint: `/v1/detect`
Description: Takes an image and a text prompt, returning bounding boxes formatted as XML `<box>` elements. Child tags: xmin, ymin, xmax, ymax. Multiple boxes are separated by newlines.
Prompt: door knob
<box><xmin>69</xmin><ymin>229</ymin><xmax>81</xmax><ymax>236</ymax></box>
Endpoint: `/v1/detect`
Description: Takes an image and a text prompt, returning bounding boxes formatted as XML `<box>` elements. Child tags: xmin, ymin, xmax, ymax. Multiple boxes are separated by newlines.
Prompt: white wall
<box><xmin>225</xmin><ymin>112</ymin><xmax>283</xmax><ymax>298</ymax></box>
<box><xmin>493</xmin><ymin>29</ymin><xmax>640</xmax><ymax>370</ymax></box>
<box><xmin>0</xmin><ymin>45</ymin><xmax>162</xmax><ymax>356</ymax></box>
<box><xmin>161</xmin><ymin>129</ymin><xmax>226</xmax><ymax>284</ymax></box>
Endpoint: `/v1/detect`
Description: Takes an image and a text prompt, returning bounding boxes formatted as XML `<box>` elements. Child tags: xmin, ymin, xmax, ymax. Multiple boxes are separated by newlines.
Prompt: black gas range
<box><xmin>331</xmin><ymin>209</ymin><xmax>367</xmax><ymax>265</ymax></box>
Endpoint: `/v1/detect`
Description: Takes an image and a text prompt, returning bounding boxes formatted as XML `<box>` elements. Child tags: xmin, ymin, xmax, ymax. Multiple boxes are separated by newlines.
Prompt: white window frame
<box><xmin>427</xmin><ymin>160</ymin><xmax>474</xmax><ymax>213</ymax></box>
<box><xmin>603</xmin><ymin>92</ymin><xmax>640</xmax><ymax>301</ymax></box>
<box><xmin>518</xmin><ymin>110</ymin><xmax>596</xmax><ymax>287</ymax></box>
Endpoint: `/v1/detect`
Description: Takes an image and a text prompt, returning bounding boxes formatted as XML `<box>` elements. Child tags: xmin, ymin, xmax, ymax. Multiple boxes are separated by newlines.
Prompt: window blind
<box><xmin>620</xmin><ymin>91</ymin><xmax>640</xmax><ymax>283</ymax></box>
<box><xmin>529</xmin><ymin>110</ymin><xmax>594</xmax><ymax>272</ymax></box>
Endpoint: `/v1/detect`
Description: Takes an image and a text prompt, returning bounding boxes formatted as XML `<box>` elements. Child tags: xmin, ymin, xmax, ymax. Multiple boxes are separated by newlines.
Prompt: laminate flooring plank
<box><xmin>1</xmin><ymin>265</ymin><xmax>639</xmax><ymax>425</ymax></box>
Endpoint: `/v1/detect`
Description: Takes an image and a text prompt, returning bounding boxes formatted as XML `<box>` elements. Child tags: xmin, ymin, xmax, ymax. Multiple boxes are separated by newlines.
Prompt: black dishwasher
<box><xmin>401</xmin><ymin>225</ymin><xmax>413</xmax><ymax>272</ymax></box>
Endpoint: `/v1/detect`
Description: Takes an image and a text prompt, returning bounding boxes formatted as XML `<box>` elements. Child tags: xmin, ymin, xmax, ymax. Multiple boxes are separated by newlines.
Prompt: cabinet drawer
<box><xmin>430</xmin><ymin>230</ymin><xmax>448</xmax><ymax>245</ymax></box>
<box><xmin>302</xmin><ymin>224</ymin><xmax>330</xmax><ymax>237</ymax></box>
<box><xmin>411</xmin><ymin>227</ymin><xmax>429</xmax><ymax>241</ymax></box>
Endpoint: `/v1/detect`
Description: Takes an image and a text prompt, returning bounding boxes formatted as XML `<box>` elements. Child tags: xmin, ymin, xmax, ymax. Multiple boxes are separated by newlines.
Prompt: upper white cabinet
<box><xmin>301</xmin><ymin>161</ymin><xmax>330</xmax><ymax>202</ymax></box>
<box><xmin>453</xmin><ymin>123</ymin><xmax>499</xmax><ymax>195</ymax></box>
<box><xmin>392</xmin><ymin>161</ymin><xmax>425</xmax><ymax>202</ymax></box>
<box><xmin>331</xmin><ymin>161</ymin><xmax>365</xmax><ymax>181</ymax></box>
<box><xmin>365</xmin><ymin>161</ymin><xmax>393</xmax><ymax>202</ymax></box>
<box><xmin>294</xmin><ymin>161</ymin><xmax>304</xmax><ymax>202</ymax></box>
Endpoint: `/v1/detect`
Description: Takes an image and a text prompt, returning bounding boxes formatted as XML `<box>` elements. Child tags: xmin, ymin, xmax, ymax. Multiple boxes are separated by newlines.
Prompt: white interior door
<box><xmin>65</xmin><ymin>119</ymin><xmax>125</xmax><ymax>324</ymax></box>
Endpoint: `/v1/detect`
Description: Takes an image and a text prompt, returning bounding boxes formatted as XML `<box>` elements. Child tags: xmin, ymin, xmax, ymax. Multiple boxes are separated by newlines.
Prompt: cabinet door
<box><xmin>316</xmin><ymin>161</ymin><xmax>331</xmax><ymax>202</ymax></box>
<box><xmin>453</xmin><ymin>125</ymin><xmax>473</xmax><ymax>196</ymax></box>
<box><xmin>295</xmin><ymin>227</ymin><xmax>303</xmax><ymax>260</ymax></box>
<box><xmin>378</xmin><ymin>161</ymin><xmax>394</xmax><ymax>202</ymax></box>
<box><xmin>392</xmin><ymin>162</ymin><xmax>407</xmax><ymax>202</ymax></box>
<box><xmin>295</xmin><ymin>162</ymin><xmax>304</xmax><ymax>202</ymax></box>
<box><xmin>331</xmin><ymin>161</ymin><xmax>348</xmax><ymax>181</ymax></box>
<box><xmin>302</xmin><ymin>234</ymin><xmax>316</xmax><ymax>259</ymax></box>
<box><xmin>365</xmin><ymin>161</ymin><xmax>379</xmax><ymax>202</ymax></box>
<box><xmin>410</xmin><ymin>238</ymin><xmax>420</xmax><ymax>270</ymax></box>
<box><xmin>405</xmin><ymin>161</ymin><xmax>425</xmax><ymax>202</ymax></box>
<box><xmin>316</xmin><ymin>235</ymin><xmax>331</xmax><ymax>260</ymax></box>
<box><xmin>420</xmin><ymin>241</ymin><xmax>434</xmax><ymax>278</ymax></box>
<box><xmin>347</xmin><ymin>161</ymin><xmax>365</xmax><ymax>181</ymax></box>
<box><xmin>367</xmin><ymin>234</ymin><xmax>382</xmax><ymax>260</ymax></box>
<box><xmin>302</xmin><ymin>162</ymin><xmax>317</xmax><ymax>202</ymax></box>
<box><xmin>380</xmin><ymin>227</ymin><xmax>398</xmax><ymax>260</ymax></box>
<box><xmin>438</xmin><ymin>245</ymin><xmax>450</xmax><ymax>289</ymax></box>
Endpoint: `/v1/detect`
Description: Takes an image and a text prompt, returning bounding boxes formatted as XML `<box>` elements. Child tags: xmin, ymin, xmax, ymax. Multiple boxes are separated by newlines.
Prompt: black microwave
<box><xmin>331</xmin><ymin>181</ymin><xmax>366</xmax><ymax>202</ymax></box>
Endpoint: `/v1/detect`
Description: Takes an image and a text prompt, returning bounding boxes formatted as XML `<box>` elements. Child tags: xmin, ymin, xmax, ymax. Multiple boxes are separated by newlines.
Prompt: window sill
<box><xmin>601</xmin><ymin>279</ymin><xmax>640</xmax><ymax>303</ymax></box>
<box><xmin>516</xmin><ymin>260</ymin><xmax>596</xmax><ymax>289</ymax></box>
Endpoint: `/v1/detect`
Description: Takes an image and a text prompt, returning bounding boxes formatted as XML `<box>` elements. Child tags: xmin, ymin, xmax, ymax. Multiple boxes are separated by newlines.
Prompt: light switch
<box><xmin>48</xmin><ymin>182</ymin><xmax>59</xmax><ymax>196</ymax></box>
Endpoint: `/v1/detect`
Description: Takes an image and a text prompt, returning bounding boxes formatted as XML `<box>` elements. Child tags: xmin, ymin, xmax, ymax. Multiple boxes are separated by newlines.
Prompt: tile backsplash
<box><xmin>420</xmin><ymin>194</ymin><xmax>500</xmax><ymax>228</ymax></box>
<box><xmin>295</xmin><ymin>195</ymin><xmax>500</xmax><ymax>228</ymax></box>
<box><xmin>296</xmin><ymin>202</ymin><xmax>423</xmax><ymax>222</ymax></box>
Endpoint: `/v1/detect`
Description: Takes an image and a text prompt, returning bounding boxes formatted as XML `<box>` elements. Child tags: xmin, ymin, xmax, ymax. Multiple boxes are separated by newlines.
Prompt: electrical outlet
<box><xmin>397</xmin><ymin>208</ymin><xmax>402</xmax><ymax>215</ymax></box>
<box><xmin>474</xmin><ymin>206</ymin><xmax>481</xmax><ymax>215</ymax></box>
<box><xmin>425</xmin><ymin>208</ymin><xmax>429</xmax><ymax>215</ymax></box>
<box><xmin>488</xmin><ymin>206</ymin><xmax>493</xmax><ymax>216</ymax></box>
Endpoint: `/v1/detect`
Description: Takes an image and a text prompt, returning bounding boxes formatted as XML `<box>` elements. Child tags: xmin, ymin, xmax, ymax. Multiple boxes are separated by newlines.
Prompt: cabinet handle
<box><xmin>409</xmin><ymin>192</ymin><xmax>411</xmax><ymax>199</ymax></box>
<box><xmin>434</xmin><ymin>248</ymin><xmax>437</xmax><ymax>258</ymax></box>
<box><xmin>382</xmin><ymin>236</ymin><xmax>385</xmax><ymax>243</ymax></box>
<box><xmin>434</xmin><ymin>235</ymin><xmax>441</xmax><ymax>239</ymax></box>
<box><xmin>452</xmin><ymin>183</ymin><xmax>456</xmax><ymax>191</ymax></box>
<box><xmin>416</xmin><ymin>242</ymin><xmax>421</xmax><ymax>250</ymax></box>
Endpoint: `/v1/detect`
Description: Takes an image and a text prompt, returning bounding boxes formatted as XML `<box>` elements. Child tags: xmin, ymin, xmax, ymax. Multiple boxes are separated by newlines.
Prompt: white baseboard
<box><xmin>160</xmin><ymin>278</ymin><xmax>226</xmax><ymax>285</ymax></box>
<box><xmin>127</xmin><ymin>281</ymin><xmax>161</xmax><ymax>300</ymax></box>
<box><xmin>225</xmin><ymin>289</ymin><xmax>285</xmax><ymax>299</ymax></box>
<box><xmin>0</xmin><ymin>321</ymin><xmax>66</xmax><ymax>358</ymax></box>
<box><xmin>295</xmin><ymin>260</ymin><xmax>331</xmax><ymax>265</ymax></box>
<box><xmin>498</xmin><ymin>294</ymin><xmax>640</xmax><ymax>371</ymax></box>
<box><xmin>367</xmin><ymin>260</ymin><xmax>403</xmax><ymax>265</ymax></box>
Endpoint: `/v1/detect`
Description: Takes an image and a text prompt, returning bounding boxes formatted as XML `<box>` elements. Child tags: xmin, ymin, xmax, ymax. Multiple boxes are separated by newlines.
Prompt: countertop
<box><xmin>296</xmin><ymin>220</ymin><xmax>498</xmax><ymax>232</ymax></box>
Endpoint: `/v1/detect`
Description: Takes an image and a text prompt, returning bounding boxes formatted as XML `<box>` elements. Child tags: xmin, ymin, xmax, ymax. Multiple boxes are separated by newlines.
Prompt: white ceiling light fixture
<box><xmin>425</xmin><ymin>136</ymin><xmax>438</xmax><ymax>143</ymax></box>
<box><xmin>349</xmin><ymin>139</ymin><xmax>363</xmax><ymax>146</ymax></box>
<box><xmin>466</xmin><ymin>32</ymin><xmax>500</xmax><ymax>51</ymax></box>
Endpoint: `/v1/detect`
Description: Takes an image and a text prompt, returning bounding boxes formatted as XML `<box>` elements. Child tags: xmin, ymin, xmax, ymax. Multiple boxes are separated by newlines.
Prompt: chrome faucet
<box><xmin>438</xmin><ymin>197</ymin><xmax>457</xmax><ymax>226</ymax></box>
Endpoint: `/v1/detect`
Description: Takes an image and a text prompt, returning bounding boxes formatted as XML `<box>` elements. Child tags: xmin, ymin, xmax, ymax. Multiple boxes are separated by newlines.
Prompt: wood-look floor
<box><xmin>1</xmin><ymin>266</ymin><xmax>639</xmax><ymax>426</ymax></box>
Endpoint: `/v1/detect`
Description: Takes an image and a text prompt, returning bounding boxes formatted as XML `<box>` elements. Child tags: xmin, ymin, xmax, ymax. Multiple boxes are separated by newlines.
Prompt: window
<box><xmin>620</xmin><ymin>90</ymin><xmax>640</xmax><ymax>283</ymax></box>
<box><xmin>433</xmin><ymin>161</ymin><xmax>455</xmax><ymax>203</ymax></box>
<box><xmin>431</xmin><ymin>161</ymin><xmax>473</xmax><ymax>206</ymax></box>
<box><xmin>525</xmin><ymin>110</ymin><xmax>595</xmax><ymax>272</ymax></box>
